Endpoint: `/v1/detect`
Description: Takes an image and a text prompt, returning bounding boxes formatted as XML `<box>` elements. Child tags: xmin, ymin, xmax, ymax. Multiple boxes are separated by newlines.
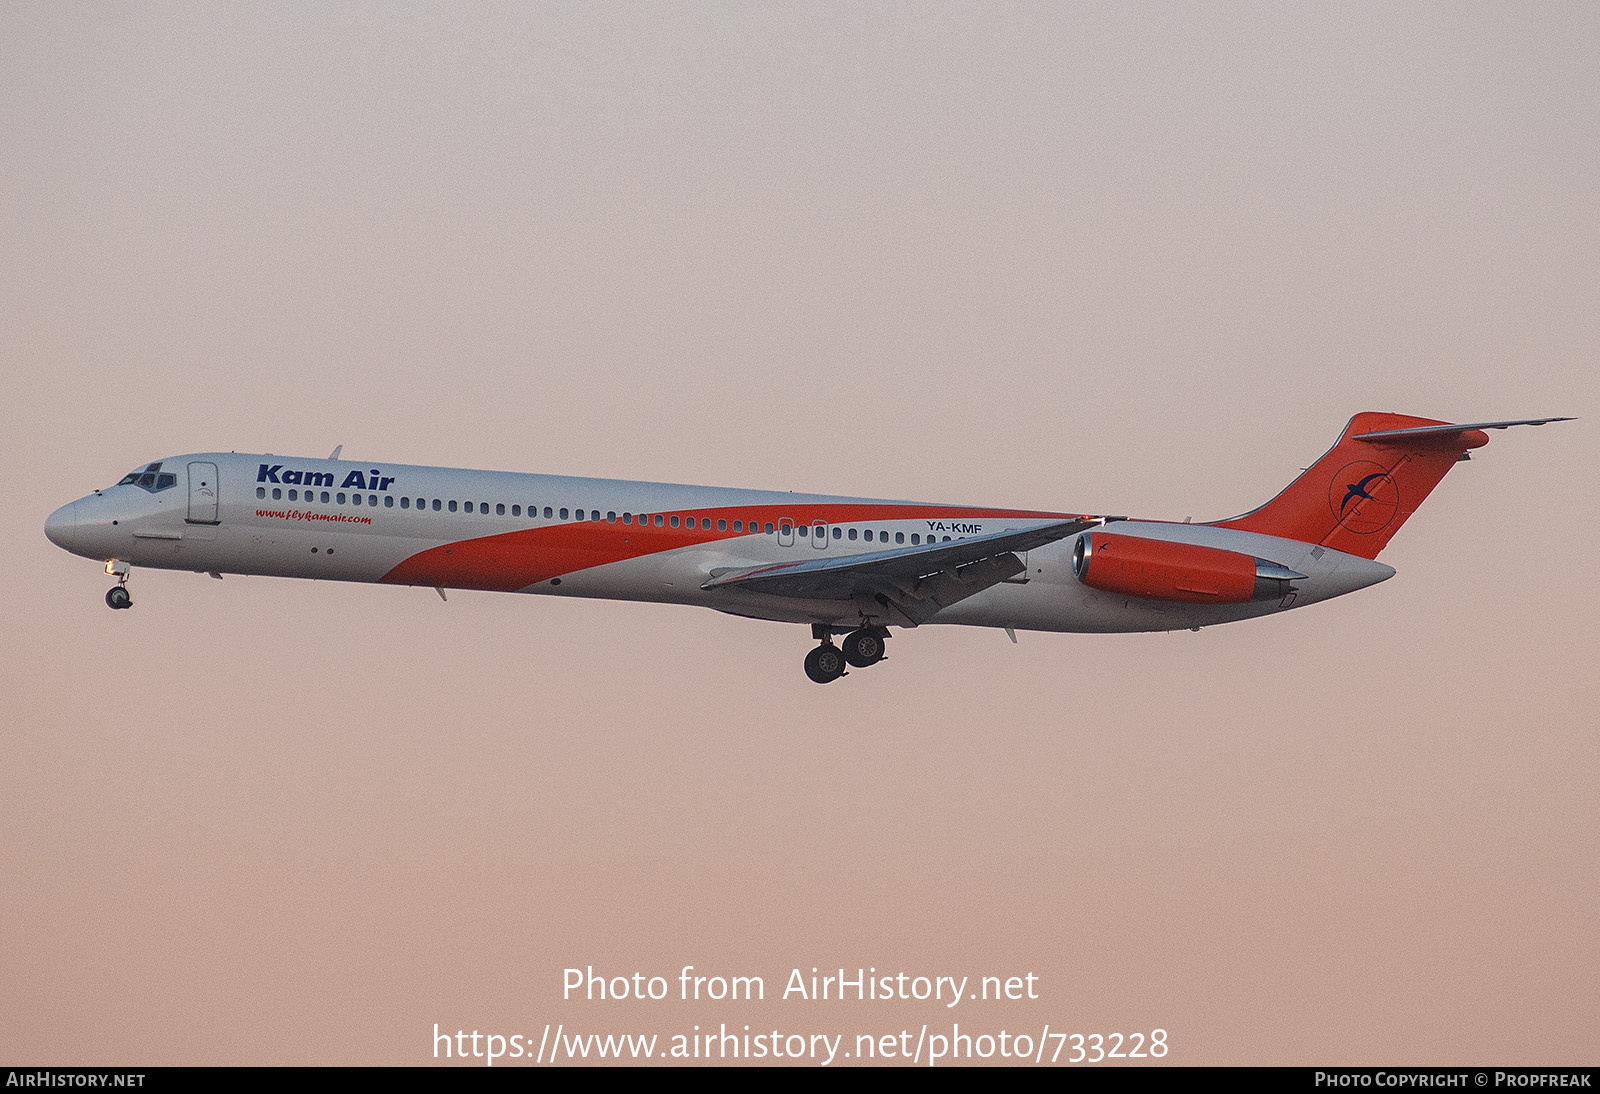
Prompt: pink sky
<box><xmin>2</xmin><ymin>2</ymin><xmax>1594</xmax><ymax>1065</ymax></box>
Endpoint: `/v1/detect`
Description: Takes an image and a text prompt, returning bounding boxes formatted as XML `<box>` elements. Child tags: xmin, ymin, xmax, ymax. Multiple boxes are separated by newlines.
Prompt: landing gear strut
<box><xmin>803</xmin><ymin>624</ymin><xmax>891</xmax><ymax>683</ymax></box>
<box><xmin>104</xmin><ymin>560</ymin><xmax>132</xmax><ymax>610</ymax></box>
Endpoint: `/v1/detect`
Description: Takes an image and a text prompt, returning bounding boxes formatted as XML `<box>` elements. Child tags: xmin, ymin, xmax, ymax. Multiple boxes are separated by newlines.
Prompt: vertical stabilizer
<box><xmin>1215</xmin><ymin>413</ymin><xmax>1503</xmax><ymax>560</ymax></box>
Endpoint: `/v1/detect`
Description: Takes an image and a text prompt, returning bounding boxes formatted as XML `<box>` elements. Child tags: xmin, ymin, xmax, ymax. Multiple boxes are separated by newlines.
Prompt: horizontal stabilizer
<box><xmin>1353</xmin><ymin>417</ymin><xmax>1573</xmax><ymax>442</ymax></box>
<box><xmin>1218</xmin><ymin>412</ymin><xmax>1574</xmax><ymax>559</ymax></box>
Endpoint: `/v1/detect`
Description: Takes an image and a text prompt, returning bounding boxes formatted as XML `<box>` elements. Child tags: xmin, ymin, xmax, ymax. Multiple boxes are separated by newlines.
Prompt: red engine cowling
<box><xmin>1071</xmin><ymin>532</ymin><xmax>1303</xmax><ymax>604</ymax></box>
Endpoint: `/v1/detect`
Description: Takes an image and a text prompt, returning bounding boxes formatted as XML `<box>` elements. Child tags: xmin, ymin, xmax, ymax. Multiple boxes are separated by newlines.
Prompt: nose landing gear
<box><xmin>104</xmin><ymin>560</ymin><xmax>132</xmax><ymax>610</ymax></box>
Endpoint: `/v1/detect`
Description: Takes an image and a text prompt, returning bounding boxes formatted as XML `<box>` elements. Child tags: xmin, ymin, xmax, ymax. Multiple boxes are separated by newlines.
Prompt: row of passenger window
<box><xmin>253</xmin><ymin>485</ymin><xmax>957</xmax><ymax>545</ymax></box>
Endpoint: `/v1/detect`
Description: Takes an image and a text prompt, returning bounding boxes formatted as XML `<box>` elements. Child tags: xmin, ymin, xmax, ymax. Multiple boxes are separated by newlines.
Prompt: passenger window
<box><xmin>780</xmin><ymin>522</ymin><xmax>792</xmax><ymax>535</ymax></box>
<box><xmin>288</xmin><ymin>489</ymin><xmax>298</xmax><ymax>501</ymax></box>
<box><xmin>385</xmin><ymin>496</ymin><xmax>394</xmax><ymax>508</ymax></box>
<box><xmin>322</xmin><ymin>492</ymin><xmax>331</xmax><ymax>504</ymax></box>
<box><xmin>848</xmin><ymin>528</ymin><xmax>858</xmax><ymax>541</ymax></box>
<box><xmin>353</xmin><ymin>494</ymin><xmax>362</xmax><ymax>505</ymax></box>
<box><xmin>273</xmin><ymin>488</ymin><xmax>283</xmax><ymax>500</ymax></box>
<box><xmin>798</xmin><ymin>524</ymin><xmax>807</xmax><ymax>536</ymax></box>
<box><xmin>654</xmin><ymin>514</ymin><xmax>664</xmax><ymax>526</ymax></box>
<box><xmin>765</xmin><ymin>522</ymin><xmax>775</xmax><ymax>534</ymax></box>
<box><xmin>464</xmin><ymin>501</ymin><xmax>473</xmax><ymax>513</ymax></box>
<box><xmin>448</xmin><ymin>500</ymin><xmax>458</xmax><ymax>512</ymax></box>
<box><xmin>911</xmin><ymin>533</ymin><xmax>920</xmax><ymax>545</ymax></box>
<box><xmin>717</xmin><ymin>519</ymin><xmax>726</xmax><ymax>531</ymax></box>
<box><xmin>895</xmin><ymin>532</ymin><xmax>904</xmax><ymax>544</ymax></box>
<box><xmin>337</xmin><ymin>492</ymin><xmax>347</xmax><ymax>504</ymax></box>
<box><xmin>559</xmin><ymin>508</ymin><xmax>568</xmax><ymax>520</ymax></box>
<box><xmin>401</xmin><ymin>497</ymin><xmax>411</xmax><ymax>509</ymax></box>
<box><xmin>880</xmin><ymin>531</ymin><xmax>889</xmax><ymax>542</ymax></box>
<box><xmin>544</xmin><ymin>507</ymin><xmax>553</xmax><ymax>519</ymax></box>
<box><xmin>833</xmin><ymin>527</ymin><xmax>842</xmax><ymax>539</ymax></box>
<box><xmin>370</xmin><ymin>496</ymin><xmax>378</xmax><ymax>506</ymax></box>
<box><xmin>256</xmin><ymin>487</ymin><xmax>265</xmax><ymax>499</ymax></box>
<box><xmin>608</xmin><ymin>512</ymin><xmax>617</xmax><ymax>523</ymax></box>
<box><xmin>733</xmin><ymin>520</ymin><xmax>743</xmax><ymax>532</ymax></box>
<box><xmin>670</xmin><ymin>516</ymin><xmax>680</xmax><ymax>528</ymax></box>
<box><xmin>943</xmin><ymin>535</ymin><xmax>951</xmax><ymax>542</ymax></box>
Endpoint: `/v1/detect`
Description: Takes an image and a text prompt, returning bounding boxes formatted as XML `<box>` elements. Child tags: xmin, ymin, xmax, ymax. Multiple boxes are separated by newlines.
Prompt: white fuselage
<box><xmin>46</xmin><ymin>452</ymin><xmax>1395</xmax><ymax>635</ymax></box>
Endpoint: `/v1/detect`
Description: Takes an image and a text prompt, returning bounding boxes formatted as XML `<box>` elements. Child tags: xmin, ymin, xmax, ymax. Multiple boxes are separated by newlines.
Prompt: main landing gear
<box><xmin>804</xmin><ymin>642</ymin><xmax>847</xmax><ymax>684</ymax></box>
<box><xmin>104</xmin><ymin>560</ymin><xmax>132</xmax><ymax>610</ymax></box>
<box><xmin>804</xmin><ymin>624</ymin><xmax>889</xmax><ymax>684</ymax></box>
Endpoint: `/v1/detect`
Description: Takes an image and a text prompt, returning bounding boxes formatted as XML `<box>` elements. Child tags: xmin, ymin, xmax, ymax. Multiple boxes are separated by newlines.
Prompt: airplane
<box><xmin>45</xmin><ymin>412</ymin><xmax>1570</xmax><ymax>683</ymax></box>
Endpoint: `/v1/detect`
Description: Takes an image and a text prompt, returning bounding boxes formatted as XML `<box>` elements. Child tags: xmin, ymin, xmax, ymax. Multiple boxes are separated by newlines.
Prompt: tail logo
<box><xmin>1328</xmin><ymin>461</ymin><xmax>1398</xmax><ymax>534</ymax></box>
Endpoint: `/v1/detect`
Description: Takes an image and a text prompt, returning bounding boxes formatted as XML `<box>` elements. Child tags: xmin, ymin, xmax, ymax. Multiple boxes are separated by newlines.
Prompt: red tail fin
<box><xmin>1215</xmin><ymin>413</ymin><xmax>1491</xmax><ymax>559</ymax></box>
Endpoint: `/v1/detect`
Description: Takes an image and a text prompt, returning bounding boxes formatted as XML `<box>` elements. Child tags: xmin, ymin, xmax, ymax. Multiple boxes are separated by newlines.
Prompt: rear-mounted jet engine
<box><xmin>1071</xmin><ymin>531</ymin><xmax>1305</xmax><ymax>604</ymax></box>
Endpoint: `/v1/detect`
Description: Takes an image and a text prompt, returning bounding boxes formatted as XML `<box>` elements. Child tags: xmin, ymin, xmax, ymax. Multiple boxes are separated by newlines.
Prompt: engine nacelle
<box><xmin>1071</xmin><ymin>532</ymin><xmax>1305</xmax><ymax>604</ymax></box>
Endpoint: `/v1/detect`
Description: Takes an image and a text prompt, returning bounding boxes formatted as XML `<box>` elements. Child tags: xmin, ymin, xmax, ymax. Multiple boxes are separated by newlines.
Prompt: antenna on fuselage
<box><xmin>328</xmin><ymin>445</ymin><xmax>343</xmax><ymax>460</ymax></box>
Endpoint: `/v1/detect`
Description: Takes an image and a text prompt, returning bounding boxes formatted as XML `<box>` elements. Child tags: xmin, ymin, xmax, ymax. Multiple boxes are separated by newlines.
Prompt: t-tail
<box><xmin>1215</xmin><ymin>413</ymin><xmax>1573</xmax><ymax>560</ymax></box>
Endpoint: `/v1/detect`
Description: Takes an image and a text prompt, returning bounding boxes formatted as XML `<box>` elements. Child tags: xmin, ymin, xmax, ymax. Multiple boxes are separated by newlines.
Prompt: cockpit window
<box><xmin>117</xmin><ymin>463</ymin><xmax>178</xmax><ymax>493</ymax></box>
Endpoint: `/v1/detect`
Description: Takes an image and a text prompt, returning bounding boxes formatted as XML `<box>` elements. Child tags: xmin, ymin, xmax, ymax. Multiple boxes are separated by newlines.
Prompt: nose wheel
<box><xmin>104</xmin><ymin>560</ymin><xmax>132</xmax><ymax>610</ymax></box>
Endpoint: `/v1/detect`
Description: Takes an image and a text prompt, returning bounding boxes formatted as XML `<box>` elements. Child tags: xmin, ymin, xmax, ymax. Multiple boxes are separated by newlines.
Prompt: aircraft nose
<box><xmin>45</xmin><ymin>500</ymin><xmax>79</xmax><ymax>551</ymax></box>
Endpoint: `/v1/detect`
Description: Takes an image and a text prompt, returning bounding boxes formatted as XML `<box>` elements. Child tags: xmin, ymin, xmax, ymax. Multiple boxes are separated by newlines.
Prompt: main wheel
<box><xmin>105</xmin><ymin>586</ymin><xmax>132</xmax><ymax>610</ymax></box>
<box><xmin>842</xmin><ymin>628</ymin><xmax>885</xmax><ymax>667</ymax></box>
<box><xmin>804</xmin><ymin>644</ymin><xmax>847</xmax><ymax>684</ymax></box>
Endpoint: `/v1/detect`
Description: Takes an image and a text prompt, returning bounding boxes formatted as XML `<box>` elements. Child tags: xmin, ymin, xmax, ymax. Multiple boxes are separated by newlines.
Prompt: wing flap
<box><xmin>701</xmin><ymin>518</ymin><xmax>1099</xmax><ymax>620</ymax></box>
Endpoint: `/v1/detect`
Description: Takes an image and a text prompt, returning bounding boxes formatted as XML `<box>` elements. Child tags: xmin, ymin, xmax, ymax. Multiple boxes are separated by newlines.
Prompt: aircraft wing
<box><xmin>701</xmin><ymin>517</ymin><xmax>1099</xmax><ymax>626</ymax></box>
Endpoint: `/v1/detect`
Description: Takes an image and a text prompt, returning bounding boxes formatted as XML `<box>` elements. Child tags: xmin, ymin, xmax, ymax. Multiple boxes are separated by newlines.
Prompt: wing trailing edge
<box><xmin>701</xmin><ymin>517</ymin><xmax>1100</xmax><ymax>626</ymax></box>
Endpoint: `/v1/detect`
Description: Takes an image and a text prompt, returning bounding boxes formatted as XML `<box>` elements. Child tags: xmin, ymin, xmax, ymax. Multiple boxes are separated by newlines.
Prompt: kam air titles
<box><xmin>257</xmin><ymin>464</ymin><xmax>395</xmax><ymax>492</ymax></box>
